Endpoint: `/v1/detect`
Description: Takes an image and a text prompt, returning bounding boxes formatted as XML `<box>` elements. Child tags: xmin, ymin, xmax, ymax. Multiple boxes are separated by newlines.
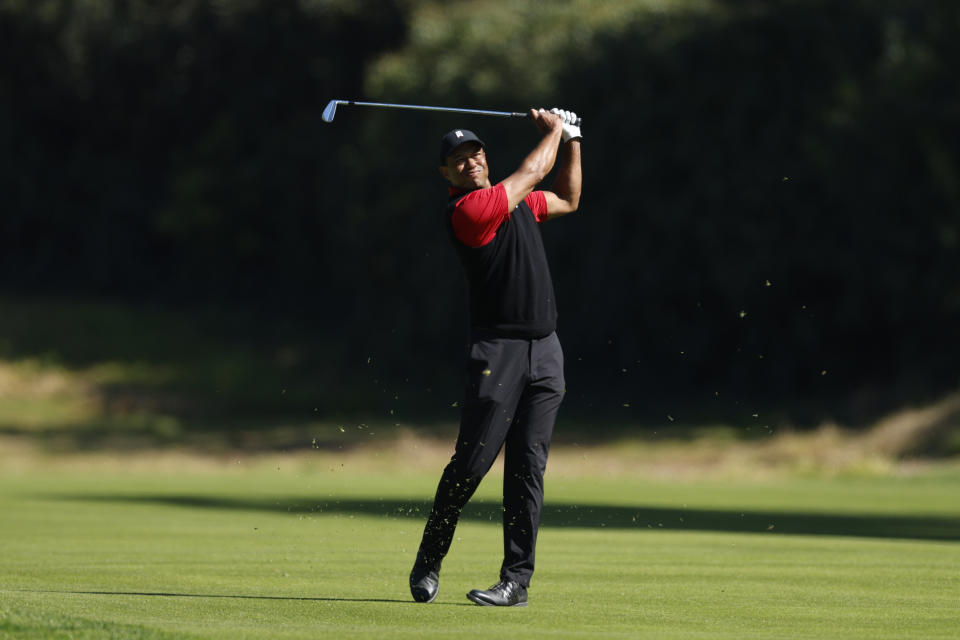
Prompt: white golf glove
<box><xmin>550</xmin><ymin>107</ymin><xmax>581</xmax><ymax>142</ymax></box>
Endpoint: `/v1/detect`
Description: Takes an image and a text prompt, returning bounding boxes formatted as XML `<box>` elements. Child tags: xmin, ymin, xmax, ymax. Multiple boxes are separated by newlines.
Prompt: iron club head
<box><xmin>322</xmin><ymin>100</ymin><xmax>341</xmax><ymax>123</ymax></box>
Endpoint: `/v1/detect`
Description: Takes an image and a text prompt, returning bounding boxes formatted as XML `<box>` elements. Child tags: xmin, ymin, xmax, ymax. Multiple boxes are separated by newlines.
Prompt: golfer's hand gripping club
<box><xmin>550</xmin><ymin>108</ymin><xmax>582</xmax><ymax>142</ymax></box>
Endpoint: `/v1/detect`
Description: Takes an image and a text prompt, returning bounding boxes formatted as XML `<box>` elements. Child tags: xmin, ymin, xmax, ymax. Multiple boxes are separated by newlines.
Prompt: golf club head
<box><xmin>322</xmin><ymin>100</ymin><xmax>341</xmax><ymax>123</ymax></box>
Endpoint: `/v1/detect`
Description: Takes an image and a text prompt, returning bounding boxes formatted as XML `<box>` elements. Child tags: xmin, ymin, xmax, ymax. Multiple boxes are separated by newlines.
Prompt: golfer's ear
<box><xmin>439</xmin><ymin>166</ymin><xmax>448</xmax><ymax>180</ymax></box>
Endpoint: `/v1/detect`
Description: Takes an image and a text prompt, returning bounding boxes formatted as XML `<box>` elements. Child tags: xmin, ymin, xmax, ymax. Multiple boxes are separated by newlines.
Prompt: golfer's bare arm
<box><xmin>501</xmin><ymin>109</ymin><xmax>581</xmax><ymax>218</ymax></box>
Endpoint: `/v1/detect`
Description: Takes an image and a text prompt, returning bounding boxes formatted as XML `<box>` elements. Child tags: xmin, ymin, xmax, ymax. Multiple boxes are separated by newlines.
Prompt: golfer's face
<box><xmin>444</xmin><ymin>142</ymin><xmax>489</xmax><ymax>190</ymax></box>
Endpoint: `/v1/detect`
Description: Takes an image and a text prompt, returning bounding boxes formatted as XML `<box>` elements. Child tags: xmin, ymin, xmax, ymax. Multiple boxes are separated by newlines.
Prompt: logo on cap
<box><xmin>455</xmin><ymin>130</ymin><xmax>463</xmax><ymax>138</ymax></box>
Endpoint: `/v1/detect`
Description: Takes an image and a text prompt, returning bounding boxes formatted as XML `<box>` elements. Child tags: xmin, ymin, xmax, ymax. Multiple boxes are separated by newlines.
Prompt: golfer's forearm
<box><xmin>551</xmin><ymin>141</ymin><xmax>582</xmax><ymax>212</ymax></box>
<box><xmin>520</xmin><ymin>128</ymin><xmax>563</xmax><ymax>183</ymax></box>
<box><xmin>502</xmin><ymin>128</ymin><xmax>563</xmax><ymax>209</ymax></box>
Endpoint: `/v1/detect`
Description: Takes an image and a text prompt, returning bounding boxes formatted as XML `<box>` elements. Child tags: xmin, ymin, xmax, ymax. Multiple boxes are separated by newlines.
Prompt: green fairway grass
<box><xmin>1</xmin><ymin>455</ymin><xmax>958</xmax><ymax>639</ymax></box>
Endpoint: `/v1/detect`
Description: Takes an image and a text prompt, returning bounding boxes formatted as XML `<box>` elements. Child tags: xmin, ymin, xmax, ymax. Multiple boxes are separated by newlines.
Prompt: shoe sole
<box><xmin>466</xmin><ymin>592</ymin><xmax>528</xmax><ymax>607</ymax></box>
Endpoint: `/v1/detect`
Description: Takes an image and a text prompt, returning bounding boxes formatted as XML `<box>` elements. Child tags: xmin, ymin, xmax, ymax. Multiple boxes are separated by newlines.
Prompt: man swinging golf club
<box><xmin>410</xmin><ymin>107</ymin><xmax>582</xmax><ymax>607</ymax></box>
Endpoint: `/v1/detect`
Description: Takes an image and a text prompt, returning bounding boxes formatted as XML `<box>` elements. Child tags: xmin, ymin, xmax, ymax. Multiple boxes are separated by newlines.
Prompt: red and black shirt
<box><xmin>445</xmin><ymin>183</ymin><xmax>557</xmax><ymax>339</ymax></box>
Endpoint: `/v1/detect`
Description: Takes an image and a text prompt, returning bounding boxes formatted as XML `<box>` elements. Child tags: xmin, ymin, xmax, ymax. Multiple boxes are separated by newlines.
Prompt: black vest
<box><xmin>445</xmin><ymin>193</ymin><xmax>558</xmax><ymax>338</ymax></box>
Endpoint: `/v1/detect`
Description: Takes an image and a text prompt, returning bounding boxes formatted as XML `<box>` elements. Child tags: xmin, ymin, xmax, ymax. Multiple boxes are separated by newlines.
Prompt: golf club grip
<box><xmin>515</xmin><ymin>112</ymin><xmax>583</xmax><ymax>127</ymax></box>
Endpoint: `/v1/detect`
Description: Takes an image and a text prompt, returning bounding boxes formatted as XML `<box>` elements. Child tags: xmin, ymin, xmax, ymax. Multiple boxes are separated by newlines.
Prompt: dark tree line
<box><xmin>2</xmin><ymin>0</ymin><xmax>959</xmax><ymax>430</ymax></box>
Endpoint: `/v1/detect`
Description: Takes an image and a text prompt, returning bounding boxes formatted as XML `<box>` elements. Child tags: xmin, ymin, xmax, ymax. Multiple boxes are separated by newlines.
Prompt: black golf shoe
<box><xmin>409</xmin><ymin>566</ymin><xmax>439</xmax><ymax>603</ymax></box>
<box><xmin>466</xmin><ymin>579</ymin><xmax>528</xmax><ymax>607</ymax></box>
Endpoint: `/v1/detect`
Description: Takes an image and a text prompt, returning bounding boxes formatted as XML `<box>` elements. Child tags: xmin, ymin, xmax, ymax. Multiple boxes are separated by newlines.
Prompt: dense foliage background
<box><xmin>2</xmin><ymin>0</ymin><xmax>959</xmax><ymax>435</ymax></box>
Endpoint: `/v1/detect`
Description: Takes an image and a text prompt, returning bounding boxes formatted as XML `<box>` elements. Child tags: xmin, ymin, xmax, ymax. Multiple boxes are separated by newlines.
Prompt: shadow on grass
<box><xmin>13</xmin><ymin>589</ymin><xmax>469</xmax><ymax>606</ymax></box>
<box><xmin>53</xmin><ymin>494</ymin><xmax>960</xmax><ymax>542</ymax></box>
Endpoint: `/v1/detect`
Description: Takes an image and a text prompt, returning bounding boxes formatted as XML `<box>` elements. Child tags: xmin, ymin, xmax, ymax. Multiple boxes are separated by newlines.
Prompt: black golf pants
<box><xmin>414</xmin><ymin>331</ymin><xmax>565</xmax><ymax>588</ymax></box>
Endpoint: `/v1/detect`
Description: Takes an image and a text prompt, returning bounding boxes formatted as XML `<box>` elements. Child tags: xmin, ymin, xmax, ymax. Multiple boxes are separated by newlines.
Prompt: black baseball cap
<box><xmin>439</xmin><ymin>129</ymin><xmax>484</xmax><ymax>164</ymax></box>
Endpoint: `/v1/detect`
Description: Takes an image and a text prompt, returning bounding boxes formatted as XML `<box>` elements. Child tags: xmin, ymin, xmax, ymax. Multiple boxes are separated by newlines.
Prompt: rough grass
<box><xmin>3</xmin><ymin>295</ymin><xmax>959</xmax><ymax>460</ymax></box>
<box><xmin>2</xmin><ymin>352</ymin><xmax>958</xmax><ymax>478</ymax></box>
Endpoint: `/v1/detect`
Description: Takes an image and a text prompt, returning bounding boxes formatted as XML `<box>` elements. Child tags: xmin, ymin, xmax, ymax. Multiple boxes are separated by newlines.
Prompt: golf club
<box><xmin>323</xmin><ymin>99</ymin><xmax>581</xmax><ymax>126</ymax></box>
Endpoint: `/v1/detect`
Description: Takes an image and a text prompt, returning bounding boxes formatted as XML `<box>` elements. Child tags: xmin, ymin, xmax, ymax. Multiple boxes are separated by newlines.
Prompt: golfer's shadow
<box><xmin>25</xmin><ymin>495</ymin><xmax>957</xmax><ymax>611</ymax></box>
<box><xmin>21</xmin><ymin>589</ymin><xmax>473</xmax><ymax>606</ymax></box>
<box><xmin>66</xmin><ymin>494</ymin><xmax>960</xmax><ymax>541</ymax></box>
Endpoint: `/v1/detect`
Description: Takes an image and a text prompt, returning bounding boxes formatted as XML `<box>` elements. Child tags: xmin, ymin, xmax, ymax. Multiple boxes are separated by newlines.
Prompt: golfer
<box><xmin>410</xmin><ymin>108</ymin><xmax>582</xmax><ymax>607</ymax></box>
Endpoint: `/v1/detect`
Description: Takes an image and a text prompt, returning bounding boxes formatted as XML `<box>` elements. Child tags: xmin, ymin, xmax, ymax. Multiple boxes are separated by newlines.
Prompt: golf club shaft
<box><xmin>341</xmin><ymin>100</ymin><xmax>527</xmax><ymax>119</ymax></box>
<box><xmin>324</xmin><ymin>100</ymin><xmax>581</xmax><ymax>126</ymax></box>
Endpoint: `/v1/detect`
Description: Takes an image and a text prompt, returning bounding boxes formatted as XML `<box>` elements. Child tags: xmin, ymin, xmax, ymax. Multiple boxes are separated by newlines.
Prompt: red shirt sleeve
<box><xmin>450</xmin><ymin>187</ymin><xmax>549</xmax><ymax>247</ymax></box>
<box><xmin>450</xmin><ymin>184</ymin><xmax>510</xmax><ymax>248</ymax></box>
<box><xmin>525</xmin><ymin>191</ymin><xmax>549</xmax><ymax>222</ymax></box>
